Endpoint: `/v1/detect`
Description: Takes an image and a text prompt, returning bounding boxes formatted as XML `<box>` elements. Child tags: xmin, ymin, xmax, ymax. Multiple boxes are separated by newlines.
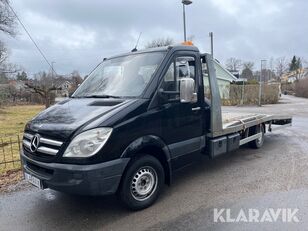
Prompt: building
<box><xmin>51</xmin><ymin>77</ymin><xmax>73</xmax><ymax>98</ymax></box>
<box><xmin>281</xmin><ymin>68</ymin><xmax>308</xmax><ymax>83</ymax></box>
<box><xmin>203</xmin><ymin>60</ymin><xmax>238</xmax><ymax>99</ymax></box>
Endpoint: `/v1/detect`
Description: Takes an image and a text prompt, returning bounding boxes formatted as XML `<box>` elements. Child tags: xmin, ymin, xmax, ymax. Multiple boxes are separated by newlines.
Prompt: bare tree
<box><xmin>275</xmin><ymin>57</ymin><xmax>288</xmax><ymax>81</ymax></box>
<box><xmin>25</xmin><ymin>71</ymin><xmax>62</xmax><ymax>108</ymax></box>
<box><xmin>0</xmin><ymin>62</ymin><xmax>20</xmax><ymax>74</ymax></box>
<box><xmin>242</xmin><ymin>62</ymin><xmax>254</xmax><ymax>70</ymax></box>
<box><xmin>7</xmin><ymin>83</ymin><xmax>17</xmax><ymax>102</ymax></box>
<box><xmin>241</xmin><ymin>62</ymin><xmax>254</xmax><ymax>80</ymax></box>
<box><xmin>0</xmin><ymin>41</ymin><xmax>8</xmax><ymax>64</ymax></box>
<box><xmin>70</xmin><ymin>70</ymin><xmax>83</xmax><ymax>94</ymax></box>
<box><xmin>0</xmin><ymin>0</ymin><xmax>16</xmax><ymax>76</ymax></box>
<box><xmin>297</xmin><ymin>57</ymin><xmax>307</xmax><ymax>81</ymax></box>
<box><xmin>145</xmin><ymin>37</ymin><xmax>174</xmax><ymax>48</ymax></box>
<box><xmin>225</xmin><ymin>58</ymin><xmax>242</xmax><ymax>72</ymax></box>
<box><xmin>0</xmin><ymin>0</ymin><xmax>16</xmax><ymax>36</ymax></box>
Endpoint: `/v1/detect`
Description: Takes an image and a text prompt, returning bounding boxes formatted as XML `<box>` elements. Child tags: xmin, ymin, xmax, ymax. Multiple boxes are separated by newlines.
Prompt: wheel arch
<box><xmin>121</xmin><ymin>135</ymin><xmax>172</xmax><ymax>185</ymax></box>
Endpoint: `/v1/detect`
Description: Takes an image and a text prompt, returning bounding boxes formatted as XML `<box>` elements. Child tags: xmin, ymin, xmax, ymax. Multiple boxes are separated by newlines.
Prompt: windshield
<box><xmin>73</xmin><ymin>52</ymin><xmax>166</xmax><ymax>98</ymax></box>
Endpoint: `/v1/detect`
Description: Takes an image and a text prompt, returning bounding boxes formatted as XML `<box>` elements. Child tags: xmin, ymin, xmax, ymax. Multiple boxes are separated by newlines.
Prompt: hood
<box><xmin>26</xmin><ymin>98</ymin><xmax>137</xmax><ymax>139</ymax></box>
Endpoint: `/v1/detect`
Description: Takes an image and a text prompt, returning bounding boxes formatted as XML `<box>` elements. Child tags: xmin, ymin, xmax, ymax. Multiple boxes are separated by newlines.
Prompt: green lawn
<box><xmin>0</xmin><ymin>105</ymin><xmax>44</xmax><ymax>136</ymax></box>
<box><xmin>0</xmin><ymin>105</ymin><xmax>44</xmax><ymax>173</ymax></box>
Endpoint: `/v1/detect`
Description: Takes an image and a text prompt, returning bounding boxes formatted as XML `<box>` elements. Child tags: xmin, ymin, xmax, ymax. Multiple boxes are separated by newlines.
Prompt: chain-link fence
<box><xmin>0</xmin><ymin>134</ymin><xmax>22</xmax><ymax>172</ymax></box>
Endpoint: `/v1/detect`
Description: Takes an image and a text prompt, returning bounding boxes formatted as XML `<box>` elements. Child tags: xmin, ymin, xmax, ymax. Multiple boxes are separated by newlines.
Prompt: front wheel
<box><xmin>118</xmin><ymin>155</ymin><xmax>165</xmax><ymax>210</ymax></box>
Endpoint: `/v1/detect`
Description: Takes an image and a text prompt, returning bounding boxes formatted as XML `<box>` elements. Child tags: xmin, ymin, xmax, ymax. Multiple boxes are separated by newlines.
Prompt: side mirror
<box><xmin>180</xmin><ymin>77</ymin><xmax>197</xmax><ymax>103</ymax></box>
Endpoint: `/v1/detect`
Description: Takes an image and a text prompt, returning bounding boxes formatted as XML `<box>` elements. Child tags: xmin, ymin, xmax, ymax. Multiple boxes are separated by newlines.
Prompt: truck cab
<box><xmin>21</xmin><ymin>44</ymin><xmax>291</xmax><ymax>210</ymax></box>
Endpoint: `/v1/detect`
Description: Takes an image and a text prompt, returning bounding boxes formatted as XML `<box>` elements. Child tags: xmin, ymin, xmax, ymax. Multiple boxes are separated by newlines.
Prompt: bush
<box><xmin>295</xmin><ymin>79</ymin><xmax>308</xmax><ymax>98</ymax></box>
<box><xmin>246</xmin><ymin>79</ymin><xmax>259</xmax><ymax>85</ymax></box>
<box><xmin>227</xmin><ymin>83</ymin><xmax>280</xmax><ymax>105</ymax></box>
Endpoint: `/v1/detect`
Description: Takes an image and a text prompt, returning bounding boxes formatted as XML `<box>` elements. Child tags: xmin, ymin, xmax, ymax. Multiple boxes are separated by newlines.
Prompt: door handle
<box><xmin>192</xmin><ymin>107</ymin><xmax>201</xmax><ymax>111</ymax></box>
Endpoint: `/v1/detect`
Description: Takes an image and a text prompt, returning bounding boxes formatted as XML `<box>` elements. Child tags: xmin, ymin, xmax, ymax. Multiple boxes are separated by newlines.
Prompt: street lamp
<box><xmin>209</xmin><ymin>32</ymin><xmax>214</xmax><ymax>57</ymax></box>
<box><xmin>182</xmin><ymin>0</ymin><xmax>192</xmax><ymax>42</ymax></box>
<box><xmin>259</xmin><ymin>60</ymin><xmax>267</xmax><ymax>107</ymax></box>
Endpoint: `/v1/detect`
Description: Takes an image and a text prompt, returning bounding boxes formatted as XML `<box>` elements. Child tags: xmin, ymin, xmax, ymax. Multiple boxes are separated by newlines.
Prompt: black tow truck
<box><xmin>21</xmin><ymin>44</ymin><xmax>292</xmax><ymax>210</ymax></box>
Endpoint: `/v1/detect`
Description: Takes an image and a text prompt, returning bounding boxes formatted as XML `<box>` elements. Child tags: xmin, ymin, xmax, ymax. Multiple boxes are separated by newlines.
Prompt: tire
<box><xmin>118</xmin><ymin>155</ymin><xmax>165</xmax><ymax>210</ymax></box>
<box><xmin>249</xmin><ymin>124</ymin><xmax>265</xmax><ymax>149</ymax></box>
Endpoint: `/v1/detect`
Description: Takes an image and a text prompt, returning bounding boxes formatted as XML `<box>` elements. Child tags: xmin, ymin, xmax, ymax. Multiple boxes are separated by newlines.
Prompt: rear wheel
<box><xmin>249</xmin><ymin>124</ymin><xmax>265</xmax><ymax>149</ymax></box>
<box><xmin>118</xmin><ymin>155</ymin><xmax>164</xmax><ymax>210</ymax></box>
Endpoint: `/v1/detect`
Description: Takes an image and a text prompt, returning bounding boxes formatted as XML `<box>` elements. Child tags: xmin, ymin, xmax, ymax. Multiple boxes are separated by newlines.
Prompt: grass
<box><xmin>0</xmin><ymin>105</ymin><xmax>44</xmax><ymax>136</ymax></box>
<box><xmin>0</xmin><ymin>105</ymin><xmax>44</xmax><ymax>173</ymax></box>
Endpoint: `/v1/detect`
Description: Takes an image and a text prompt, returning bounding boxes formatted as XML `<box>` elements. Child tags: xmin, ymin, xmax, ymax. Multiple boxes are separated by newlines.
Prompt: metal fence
<box><xmin>0</xmin><ymin>134</ymin><xmax>22</xmax><ymax>172</ymax></box>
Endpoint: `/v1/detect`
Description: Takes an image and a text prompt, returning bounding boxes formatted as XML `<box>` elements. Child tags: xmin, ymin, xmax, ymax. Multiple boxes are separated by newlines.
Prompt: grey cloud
<box><xmin>3</xmin><ymin>0</ymin><xmax>307</xmax><ymax>75</ymax></box>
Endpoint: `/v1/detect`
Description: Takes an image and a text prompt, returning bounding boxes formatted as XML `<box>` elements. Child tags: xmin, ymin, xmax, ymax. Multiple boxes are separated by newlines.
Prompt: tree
<box><xmin>242</xmin><ymin>62</ymin><xmax>254</xmax><ymax>70</ymax></box>
<box><xmin>0</xmin><ymin>71</ymin><xmax>7</xmax><ymax>83</ymax></box>
<box><xmin>289</xmin><ymin>56</ymin><xmax>305</xmax><ymax>81</ymax></box>
<box><xmin>16</xmin><ymin>71</ymin><xmax>27</xmax><ymax>81</ymax></box>
<box><xmin>7</xmin><ymin>84</ymin><xmax>17</xmax><ymax>102</ymax></box>
<box><xmin>70</xmin><ymin>70</ymin><xmax>83</xmax><ymax>94</ymax></box>
<box><xmin>145</xmin><ymin>37</ymin><xmax>174</xmax><ymax>48</ymax></box>
<box><xmin>289</xmin><ymin>56</ymin><xmax>297</xmax><ymax>72</ymax></box>
<box><xmin>0</xmin><ymin>0</ymin><xmax>15</xmax><ymax>36</ymax></box>
<box><xmin>275</xmin><ymin>57</ymin><xmax>288</xmax><ymax>81</ymax></box>
<box><xmin>25</xmin><ymin>71</ymin><xmax>61</xmax><ymax>108</ymax></box>
<box><xmin>241</xmin><ymin>62</ymin><xmax>254</xmax><ymax>80</ymax></box>
<box><xmin>225</xmin><ymin>58</ymin><xmax>242</xmax><ymax>72</ymax></box>
<box><xmin>289</xmin><ymin>56</ymin><xmax>301</xmax><ymax>72</ymax></box>
<box><xmin>0</xmin><ymin>62</ymin><xmax>21</xmax><ymax>77</ymax></box>
<box><xmin>0</xmin><ymin>41</ymin><xmax>8</xmax><ymax>65</ymax></box>
<box><xmin>0</xmin><ymin>0</ymin><xmax>16</xmax><ymax>76</ymax></box>
<box><xmin>262</xmin><ymin>69</ymin><xmax>276</xmax><ymax>82</ymax></box>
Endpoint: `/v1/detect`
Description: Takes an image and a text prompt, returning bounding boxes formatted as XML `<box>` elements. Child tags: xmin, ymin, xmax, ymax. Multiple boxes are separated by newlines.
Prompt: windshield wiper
<box><xmin>81</xmin><ymin>94</ymin><xmax>121</xmax><ymax>99</ymax></box>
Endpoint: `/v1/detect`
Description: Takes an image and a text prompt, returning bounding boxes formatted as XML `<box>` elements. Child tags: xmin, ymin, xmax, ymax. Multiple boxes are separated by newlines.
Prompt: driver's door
<box><xmin>159</xmin><ymin>53</ymin><xmax>203</xmax><ymax>168</ymax></box>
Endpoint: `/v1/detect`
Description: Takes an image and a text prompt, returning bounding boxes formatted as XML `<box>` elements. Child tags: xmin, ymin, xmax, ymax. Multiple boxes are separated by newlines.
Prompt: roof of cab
<box><xmin>106</xmin><ymin>44</ymin><xmax>200</xmax><ymax>60</ymax></box>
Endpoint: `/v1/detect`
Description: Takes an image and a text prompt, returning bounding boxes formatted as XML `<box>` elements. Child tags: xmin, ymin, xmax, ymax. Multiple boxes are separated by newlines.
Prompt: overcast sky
<box><xmin>1</xmin><ymin>0</ymin><xmax>307</xmax><ymax>76</ymax></box>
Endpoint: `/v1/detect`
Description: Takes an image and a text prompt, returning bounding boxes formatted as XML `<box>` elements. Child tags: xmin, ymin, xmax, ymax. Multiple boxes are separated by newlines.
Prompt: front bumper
<box><xmin>20</xmin><ymin>150</ymin><xmax>130</xmax><ymax>196</ymax></box>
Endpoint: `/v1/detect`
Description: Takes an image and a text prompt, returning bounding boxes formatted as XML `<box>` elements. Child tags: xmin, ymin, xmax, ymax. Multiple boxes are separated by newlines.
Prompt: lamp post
<box><xmin>182</xmin><ymin>0</ymin><xmax>192</xmax><ymax>42</ymax></box>
<box><xmin>259</xmin><ymin>60</ymin><xmax>267</xmax><ymax>107</ymax></box>
<box><xmin>209</xmin><ymin>32</ymin><xmax>214</xmax><ymax>57</ymax></box>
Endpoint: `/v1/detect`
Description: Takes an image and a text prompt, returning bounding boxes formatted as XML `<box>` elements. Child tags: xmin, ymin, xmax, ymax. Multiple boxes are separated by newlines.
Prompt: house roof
<box><xmin>213</xmin><ymin>60</ymin><xmax>238</xmax><ymax>82</ymax></box>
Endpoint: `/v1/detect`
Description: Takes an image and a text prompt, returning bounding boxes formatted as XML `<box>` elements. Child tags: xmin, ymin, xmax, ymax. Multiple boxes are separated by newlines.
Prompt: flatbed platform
<box><xmin>208</xmin><ymin>112</ymin><xmax>292</xmax><ymax>138</ymax></box>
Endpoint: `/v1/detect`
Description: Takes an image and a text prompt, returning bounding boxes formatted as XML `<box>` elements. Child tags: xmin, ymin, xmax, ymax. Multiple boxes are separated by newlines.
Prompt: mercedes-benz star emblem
<box><xmin>30</xmin><ymin>134</ymin><xmax>40</xmax><ymax>153</ymax></box>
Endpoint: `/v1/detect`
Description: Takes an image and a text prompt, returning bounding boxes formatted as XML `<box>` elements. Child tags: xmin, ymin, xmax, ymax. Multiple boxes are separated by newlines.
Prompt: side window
<box><xmin>161</xmin><ymin>56</ymin><xmax>196</xmax><ymax>98</ymax></box>
<box><xmin>161</xmin><ymin>62</ymin><xmax>175</xmax><ymax>91</ymax></box>
<box><xmin>176</xmin><ymin>56</ymin><xmax>195</xmax><ymax>82</ymax></box>
<box><xmin>202</xmin><ymin>57</ymin><xmax>211</xmax><ymax>100</ymax></box>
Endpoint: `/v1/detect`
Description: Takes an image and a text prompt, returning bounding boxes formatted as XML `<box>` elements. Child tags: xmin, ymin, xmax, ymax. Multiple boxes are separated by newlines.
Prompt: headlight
<box><xmin>63</xmin><ymin>128</ymin><xmax>112</xmax><ymax>158</ymax></box>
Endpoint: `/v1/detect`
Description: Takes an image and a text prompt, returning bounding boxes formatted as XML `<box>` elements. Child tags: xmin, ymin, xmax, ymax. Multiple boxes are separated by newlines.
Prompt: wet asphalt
<box><xmin>0</xmin><ymin>95</ymin><xmax>308</xmax><ymax>231</ymax></box>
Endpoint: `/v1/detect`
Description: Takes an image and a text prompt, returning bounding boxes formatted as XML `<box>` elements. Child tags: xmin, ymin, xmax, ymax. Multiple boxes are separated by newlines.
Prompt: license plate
<box><xmin>24</xmin><ymin>172</ymin><xmax>42</xmax><ymax>189</ymax></box>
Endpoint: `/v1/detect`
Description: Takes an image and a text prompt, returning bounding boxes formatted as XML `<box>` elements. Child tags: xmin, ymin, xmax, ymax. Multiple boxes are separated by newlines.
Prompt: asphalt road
<box><xmin>1</xmin><ymin>95</ymin><xmax>308</xmax><ymax>231</ymax></box>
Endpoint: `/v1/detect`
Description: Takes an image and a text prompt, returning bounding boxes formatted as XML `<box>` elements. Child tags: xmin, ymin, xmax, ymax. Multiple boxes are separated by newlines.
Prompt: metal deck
<box><xmin>208</xmin><ymin>112</ymin><xmax>292</xmax><ymax>138</ymax></box>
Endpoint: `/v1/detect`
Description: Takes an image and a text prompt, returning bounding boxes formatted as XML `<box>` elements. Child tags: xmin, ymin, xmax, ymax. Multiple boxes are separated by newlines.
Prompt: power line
<box><xmin>4</xmin><ymin>0</ymin><xmax>57</xmax><ymax>76</ymax></box>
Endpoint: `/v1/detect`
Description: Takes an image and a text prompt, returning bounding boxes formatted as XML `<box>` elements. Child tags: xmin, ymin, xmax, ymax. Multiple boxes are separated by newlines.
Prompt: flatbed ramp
<box><xmin>206</xmin><ymin>111</ymin><xmax>292</xmax><ymax>158</ymax></box>
<box><xmin>209</xmin><ymin>112</ymin><xmax>292</xmax><ymax>138</ymax></box>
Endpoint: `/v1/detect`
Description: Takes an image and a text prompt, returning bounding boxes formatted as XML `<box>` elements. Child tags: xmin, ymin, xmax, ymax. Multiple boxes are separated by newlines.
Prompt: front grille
<box><xmin>23</xmin><ymin>132</ymin><xmax>63</xmax><ymax>158</ymax></box>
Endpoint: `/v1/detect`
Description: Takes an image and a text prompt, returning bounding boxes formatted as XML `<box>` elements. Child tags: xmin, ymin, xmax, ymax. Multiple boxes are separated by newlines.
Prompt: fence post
<box><xmin>10</xmin><ymin>137</ymin><xmax>14</xmax><ymax>167</ymax></box>
<box><xmin>17</xmin><ymin>134</ymin><xmax>21</xmax><ymax>151</ymax></box>
<box><xmin>1</xmin><ymin>138</ymin><xmax>6</xmax><ymax>168</ymax></box>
